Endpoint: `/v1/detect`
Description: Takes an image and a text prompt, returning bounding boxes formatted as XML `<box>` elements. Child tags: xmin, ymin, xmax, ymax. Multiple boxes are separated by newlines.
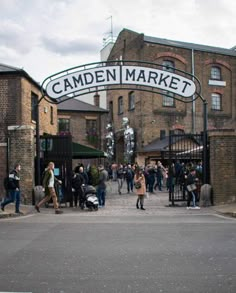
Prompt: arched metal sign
<box><xmin>37</xmin><ymin>60</ymin><xmax>207</xmax><ymax>186</ymax></box>
<box><xmin>41</xmin><ymin>60</ymin><xmax>202</xmax><ymax>103</ymax></box>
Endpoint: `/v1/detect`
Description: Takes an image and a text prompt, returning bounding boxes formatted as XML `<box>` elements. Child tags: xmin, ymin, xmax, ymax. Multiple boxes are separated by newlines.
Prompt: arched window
<box><xmin>162</xmin><ymin>60</ymin><xmax>175</xmax><ymax>72</ymax></box>
<box><xmin>211</xmin><ymin>93</ymin><xmax>222</xmax><ymax>110</ymax></box>
<box><xmin>128</xmin><ymin>91</ymin><xmax>135</xmax><ymax>110</ymax></box>
<box><xmin>211</xmin><ymin>66</ymin><xmax>221</xmax><ymax>80</ymax></box>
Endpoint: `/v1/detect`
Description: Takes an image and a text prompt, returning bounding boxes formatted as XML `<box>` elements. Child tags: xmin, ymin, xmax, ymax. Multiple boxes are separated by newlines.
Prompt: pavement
<box><xmin>1</xmin><ymin>181</ymin><xmax>236</xmax><ymax>219</ymax></box>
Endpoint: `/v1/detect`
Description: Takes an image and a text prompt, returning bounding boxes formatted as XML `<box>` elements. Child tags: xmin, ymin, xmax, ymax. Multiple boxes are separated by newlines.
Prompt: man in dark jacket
<box><xmin>1</xmin><ymin>163</ymin><xmax>22</xmax><ymax>214</ymax></box>
<box><xmin>72</xmin><ymin>171</ymin><xmax>85</xmax><ymax>208</ymax></box>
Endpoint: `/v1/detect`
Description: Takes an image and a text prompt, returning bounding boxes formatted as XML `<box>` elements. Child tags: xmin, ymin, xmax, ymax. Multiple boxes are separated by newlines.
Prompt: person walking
<box><xmin>1</xmin><ymin>163</ymin><xmax>22</xmax><ymax>214</ymax></box>
<box><xmin>186</xmin><ymin>168</ymin><xmax>200</xmax><ymax>209</ymax></box>
<box><xmin>134</xmin><ymin>167</ymin><xmax>146</xmax><ymax>210</ymax></box>
<box><xmin>97</xmin><ymin>164</ymin><xmax>108</xmax><ymax>207</ymax></box>
<box><xmin>35</xmin><ymin>162</ymin><xmax>63</xmax><ymax>214</ymax></box>
<box><xmin>117</xmin><ymin>163</ymin><xmax>124</xmax><ymax>195</ymax></box>
<box><xmin>125</xmin><ymin>164</ymin><xmax>134</xmax><ymax>193</ymax></box>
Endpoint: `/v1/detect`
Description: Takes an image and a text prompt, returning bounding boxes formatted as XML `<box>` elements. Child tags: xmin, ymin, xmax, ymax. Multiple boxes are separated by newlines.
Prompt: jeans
<box><xmin>1</xmin><ymin>189</ymin><xmax>20</xmax><ymax>212</ymax></box>
<box><xmin>127</xmin><ymin>179</ymin><xmax>133</xmax><ymax>193</ymax></box>
<box><xmin>97</xmin><ymin>187</ymin><xmax>106</xmax><ymax>206</ymax></box>
<box><xmin>117</xmin><ymin>178</ymin><xmax>123</xmax><ymax>194</ymax></box>
<box><xmin>187</xmin><ymin>191</ymin><xmax>196</xmax><ymax>207</ymax></box>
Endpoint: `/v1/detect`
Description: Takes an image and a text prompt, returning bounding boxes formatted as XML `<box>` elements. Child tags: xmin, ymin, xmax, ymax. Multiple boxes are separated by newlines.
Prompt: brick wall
<box><xmin>209</xmin><ymin>130</ymin><xmax>236</xmax><ymax>204</ymax></box>
<box><xmin>107</xmin><ymin>29</ymin><xmax>236</xmax><ymax>164</ymax></box>
<box><xmin>8</xmin><ymin>125</ymin><xmax>35</xmax><ymax>204</ymax></box>
<box><xmin>0</xmin><ymin>73</ymin><xmax>58</xmax><ymax>202</ymax></box>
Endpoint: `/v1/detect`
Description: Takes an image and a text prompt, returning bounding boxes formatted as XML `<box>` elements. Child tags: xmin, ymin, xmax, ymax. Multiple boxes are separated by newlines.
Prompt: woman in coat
<box><xmin>134</xmin><ymin>168</ymin><xmax>146</xmax><ymax>210</ymax></box>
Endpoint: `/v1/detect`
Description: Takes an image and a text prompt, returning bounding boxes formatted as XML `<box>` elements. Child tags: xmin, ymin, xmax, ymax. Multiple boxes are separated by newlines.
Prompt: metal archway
<box><xmin>37</xmin><ymin>60</ymin><xmax>208</xmax><ymax>184</ymax></box>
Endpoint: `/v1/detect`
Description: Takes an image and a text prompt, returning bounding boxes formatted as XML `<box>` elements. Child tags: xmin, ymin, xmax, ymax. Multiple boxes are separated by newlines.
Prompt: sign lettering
<box><xmin>45</xmin><ymin>64</ymin><xmax>196</xmax><ymax>100</ymax></box>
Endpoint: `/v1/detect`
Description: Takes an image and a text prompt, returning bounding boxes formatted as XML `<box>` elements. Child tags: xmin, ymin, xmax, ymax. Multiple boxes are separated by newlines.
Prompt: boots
<box><xmin>141</xmin><ymin>205</ymin><xmax>145</xmax><ymax>210</ymax></box>
<box><xmin>136</xmin><ymin>199</ymin><xmax>140</xmax><ymax>209</ymax></box>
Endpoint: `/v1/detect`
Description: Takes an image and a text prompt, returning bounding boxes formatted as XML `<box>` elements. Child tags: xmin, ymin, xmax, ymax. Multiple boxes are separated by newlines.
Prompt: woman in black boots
<box><xmin>134</xmin><ymin>167</ymin><xmax>146</xmax><ymax>210</ymax></box>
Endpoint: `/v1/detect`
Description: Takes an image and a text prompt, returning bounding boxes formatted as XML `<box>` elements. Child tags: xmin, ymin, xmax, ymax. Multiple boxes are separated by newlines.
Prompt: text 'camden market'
<box><xmin>46</xmin><ymin>65</ymin><xmax>196</xmax><ymax>99</ymax></box>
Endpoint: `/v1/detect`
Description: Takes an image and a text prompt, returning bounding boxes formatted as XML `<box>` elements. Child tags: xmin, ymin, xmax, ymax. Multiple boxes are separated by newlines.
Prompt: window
<box><xmin>50</xmin><ymin>106</ymin><xmax>54</xmax><ymax>124</ymax></box>
<box><xmin>211</xmin><ymin>93</ymin><xmax>222</xmax><ymax>110</ymax></box>
<box><xmin>211</xmin><ymin>66</ymin><xmax>221</xmax><ymax>80</ymax></box>
<box><xmin>86</xmin><ymin>119</ymin><xmax>98</xmax><ymax>145</ymax></box>
<box><xmin>128</xmin><ymin>91</ymin><xmax>135</xmax><ymax>110</ymax></box>
<box><xmin>109</xmin><ymin>101</ymin><xmax>113</xmax><ymax>122</ymax></box>
<box><xmin>162</xmin><ymin>91</ymin><xmax>175</xmax><ymax>107</ymax></box>
<box><xmin>118</xmin><ymin>96</ymin><xmax>123</xmax><ymax>114</ymax></box>
<box><xmin>58</xmin><ymin>118</ymin><xmax>70</xmax><ymax>133</ymax></box>
<box><xmin>31</xmin><ymin>92</ymin><xmax>38</xmax><ymax>121</ymax></box>
<box><xmin>162</xmin><ymin>60</ymin><xmax>175</xmax><ymax>72</ymax></box>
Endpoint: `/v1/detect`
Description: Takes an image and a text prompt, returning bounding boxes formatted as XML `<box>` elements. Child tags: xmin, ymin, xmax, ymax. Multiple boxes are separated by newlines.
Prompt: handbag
<box><xmin>134</xmin><ymin>181</ymin><xmax>141</xmax><ymax>189</ymax></box>
<box><xmin>187</xmin><ymin>183</ymin><xmax>197</xmax><ymax>192</ymax></box>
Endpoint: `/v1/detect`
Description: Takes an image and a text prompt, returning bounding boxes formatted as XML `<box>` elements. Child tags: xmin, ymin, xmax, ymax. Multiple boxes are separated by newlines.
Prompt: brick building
<box><xmin>0</xmin><ymin>64</ymin><xmax>57</xmax><ymax>202</ymax></box>
<box><xmin>107</xmin><ymin>29</ymin><xmax>236</xmax><ymax>165</ymax></box>
<box><xmin>57</xmin><ymin>96</ymin><xmax>108</xmax><ymax>169</ymax></box>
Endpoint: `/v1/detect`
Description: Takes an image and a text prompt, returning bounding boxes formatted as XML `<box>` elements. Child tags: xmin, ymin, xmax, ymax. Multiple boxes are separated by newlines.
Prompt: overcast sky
<box><xmin>1</xmin><ymin>0</ymin><xmax>235</xmax><ymax>85</ymax></box>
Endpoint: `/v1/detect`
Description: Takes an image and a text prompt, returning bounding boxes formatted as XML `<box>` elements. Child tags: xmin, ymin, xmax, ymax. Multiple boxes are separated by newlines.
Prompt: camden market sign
<box><xmin>41</xmin><ymin>61</ymin><xmax>201</xmax><ymax>102</ymax></box>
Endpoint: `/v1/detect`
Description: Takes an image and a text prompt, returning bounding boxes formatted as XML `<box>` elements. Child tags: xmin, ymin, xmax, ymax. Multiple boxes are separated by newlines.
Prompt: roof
<box><xmin>142</xmin><ymin>137</ymin><xmax>170</xmax><ymax>152</ymax></box>
<box><xmin>0</xmin><ymin>63</ymin><xmax>41</xmax><ymax>89</ymax></box>
<box><xmin>72</xmin><ymin>142</ymin><xmax>107</xmax><ymax>158</ymax></box>
<box><xmin>144</xmin><ymin>35</ymin><xmax>236</xmax><ymax>57</ymax></box>
<box><xmin>142</xmin><ymin>135</ymin><xmax>201</xmax><ymax>152</ymax></box>
<box><xmin>57</xmin><ymin>98</ymin><xmax>108</xmax><ymax>113</ymax></box>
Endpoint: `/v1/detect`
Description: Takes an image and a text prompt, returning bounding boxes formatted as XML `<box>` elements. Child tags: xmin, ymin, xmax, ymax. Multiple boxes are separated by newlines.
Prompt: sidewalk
<box><xmin>1</xmin><ymin>181</ymin><xmax>236</xmax><ymax>218</ymax></box>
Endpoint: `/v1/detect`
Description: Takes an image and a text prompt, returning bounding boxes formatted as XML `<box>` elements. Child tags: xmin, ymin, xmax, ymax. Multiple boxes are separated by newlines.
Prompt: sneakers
<box><xmin>55</xmin><ymin>209</ymin><xmax>63</xmax><ymax>214</ymax></box>
<box><xmin>15</xmin><ymin>211</ymin><xmax>24</xmax><ymax>215</ymax></box>
<box><xmin>35</xmin><ymin>205</ymin><xmax>40</xmax><ymax>213</ymax></box>
<box><xmin>193</xmin><ymin>206</ymin><xmax>200</xmax><ymax>209</ymax></box>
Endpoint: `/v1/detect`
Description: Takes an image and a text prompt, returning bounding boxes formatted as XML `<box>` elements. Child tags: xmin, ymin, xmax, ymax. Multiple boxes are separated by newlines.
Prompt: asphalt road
<box><xmin>0</xmin><ymin>192</ymin><xmax>236</xmax><ymax>293</ymax></box>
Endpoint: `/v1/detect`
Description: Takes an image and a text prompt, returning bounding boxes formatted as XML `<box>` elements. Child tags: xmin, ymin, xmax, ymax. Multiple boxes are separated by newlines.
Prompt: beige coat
<box><xmin>134</xmin><ymin>174</ymin><xmax>146</xmax><ymax>195</ymax></box>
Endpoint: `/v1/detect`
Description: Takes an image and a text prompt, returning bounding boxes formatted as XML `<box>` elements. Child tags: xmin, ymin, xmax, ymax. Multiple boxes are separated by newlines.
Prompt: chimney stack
<box><xmin>94</xmin><ymin>93</ymin><xmax>100</xmax><ymax>107</ymax></box>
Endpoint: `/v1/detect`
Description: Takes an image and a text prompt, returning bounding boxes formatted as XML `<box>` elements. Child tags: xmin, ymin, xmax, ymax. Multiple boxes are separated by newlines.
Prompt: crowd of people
<box><xmin>1</xmin><ymin>160</ymin><xmax>203</xmax><ymax>215</ymax></box>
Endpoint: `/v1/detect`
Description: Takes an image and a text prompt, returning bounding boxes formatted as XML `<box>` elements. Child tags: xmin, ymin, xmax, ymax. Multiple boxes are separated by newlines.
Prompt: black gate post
<box><xmin>202</xmin><ymin>100</ymin><xmax>208</xmax><ymax>185</ymax></box>
<box><xmin>168</xmin><ymin>133</ymin><xmax>175</xmax><ymax>206</ymax></box>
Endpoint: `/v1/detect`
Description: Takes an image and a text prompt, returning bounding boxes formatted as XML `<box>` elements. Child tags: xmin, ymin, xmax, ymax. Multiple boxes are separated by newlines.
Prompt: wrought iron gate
<box><xmin>166</xmin><ymin>133</ymin><xmax>209</xmax><ymax>206</ymax></box>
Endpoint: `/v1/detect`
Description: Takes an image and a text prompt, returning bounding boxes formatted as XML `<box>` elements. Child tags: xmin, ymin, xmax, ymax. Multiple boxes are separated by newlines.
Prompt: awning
<box><xmin>72</xmin><ymin>142</ymin><xmax>107</xmax><ymax>159</ymax></box>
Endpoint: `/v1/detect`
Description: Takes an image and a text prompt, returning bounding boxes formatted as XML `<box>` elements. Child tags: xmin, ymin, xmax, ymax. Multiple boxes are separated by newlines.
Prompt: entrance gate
<box><xmin>36</xmin><ymin>60</ymin><xmax>208</xmax><ymax>193</ymax></box>
<box><xmin>37</xmin><ymin>135</ymin><xmax>73</xmax><ymax>207</ymax></box>
<box><xmin>166</xmin><ymin>132</ymin><xmax>209</xmax><ymax>206</ymax></box>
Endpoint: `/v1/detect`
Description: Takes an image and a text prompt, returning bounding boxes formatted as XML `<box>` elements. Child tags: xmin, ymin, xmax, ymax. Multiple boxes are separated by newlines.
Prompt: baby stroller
<box><xmin>81</xmin><ymin>185</ymin><xmax>98</xmax><ymax>211</ymax></box>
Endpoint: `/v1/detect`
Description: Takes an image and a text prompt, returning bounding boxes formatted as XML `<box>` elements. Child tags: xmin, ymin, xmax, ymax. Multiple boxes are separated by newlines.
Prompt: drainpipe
<box><xmin>191</xmin><ymin>49</ymin><xmax>196</xmax><ymax>133</ymax></box>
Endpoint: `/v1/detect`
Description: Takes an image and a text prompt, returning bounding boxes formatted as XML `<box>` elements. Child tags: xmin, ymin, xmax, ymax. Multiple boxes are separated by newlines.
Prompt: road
<box><xmin>0</xmin><ymin>189</ymin><xmax>236</xmax><ymax>293</ymax></box>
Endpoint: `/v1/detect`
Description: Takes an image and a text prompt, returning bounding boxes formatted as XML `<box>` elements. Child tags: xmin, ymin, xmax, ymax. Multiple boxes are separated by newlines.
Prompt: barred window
<box><xmin>58</xmin><ymin>118</ymin><xmax>70</xmax><ymax>133</ymax></box>
<box><xmin>162</xmin><ymin>60</ymin><xmax>175</xmax><ymax>72</ymax></box>
<box><xmin>211</xmin><ymin>93</ymin><xmax>222</xmax><ymax>110</ymax></box>
<box><xmin>118</xmin><ymin>96</ymin><xmax>123</xmax><ymax>114</ymax></box>
<box><xmin>128</xmin><ymin>91</ymin><xmax>135</xmax><ymax>110</ymax></box>
<box><xmin>211</xmin><ymin>66</ymin><xmax>221</xmax><ymax>80</ymax></box>
<box><xmin>31</xmin><ymin>92</ymin><xmax>38</xmax><ymax>121</ymax></box>
<box><xmin>162</xmin><ymin>91</ymin><xmax>175</xmax><ymax>107</ymax></box>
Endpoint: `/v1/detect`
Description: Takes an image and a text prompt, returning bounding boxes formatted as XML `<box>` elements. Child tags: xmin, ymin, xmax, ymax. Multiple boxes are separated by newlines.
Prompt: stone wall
<box><xmin>209</xmin><ymin>129</ymin><xmax>236</xmax><ymax>204</ymax></box>
<box><xmin>8</xmin><ymin>125</ymin><xmax>35</xmax><ymax>204</ymax></box>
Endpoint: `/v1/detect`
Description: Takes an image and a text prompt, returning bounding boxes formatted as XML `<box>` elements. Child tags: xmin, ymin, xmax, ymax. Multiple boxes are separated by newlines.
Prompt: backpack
<box><xmin>3</xmin><ymin>176</ymin><xmax>9</xmax><ymax>191</ymax></box>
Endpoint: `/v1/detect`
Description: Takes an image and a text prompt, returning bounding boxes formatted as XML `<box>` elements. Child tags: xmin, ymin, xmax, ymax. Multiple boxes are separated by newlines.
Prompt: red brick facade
<box><xmin>107</xmin><ymin>29</ymin><xmax>236</xmax><ymax>164</ymax></box>
<box><xmin>0</xmin><ymin>68</ymin><xmax>57</xmax><ymax>200</ymax></box>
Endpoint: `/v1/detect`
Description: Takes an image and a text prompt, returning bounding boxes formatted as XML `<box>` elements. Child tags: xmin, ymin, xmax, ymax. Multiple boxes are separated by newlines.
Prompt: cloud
<box><xmin>0</xmin><ymin>20</ymin><xmax>34</xmax><ymax>54</ymax></box>
<box><xmin>40</xmin><ymin>35</ymin><xmax>100</xmax><ymax>55</ymax></box>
